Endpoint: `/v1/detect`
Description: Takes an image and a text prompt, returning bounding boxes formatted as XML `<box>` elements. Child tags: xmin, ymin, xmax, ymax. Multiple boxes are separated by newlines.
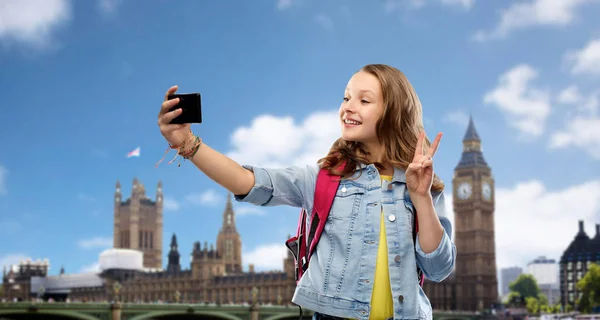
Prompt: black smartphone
<box><xmin>168</xmin><ymin>93</ymin><xmax>202</xmax><ymax>124</ymax></box>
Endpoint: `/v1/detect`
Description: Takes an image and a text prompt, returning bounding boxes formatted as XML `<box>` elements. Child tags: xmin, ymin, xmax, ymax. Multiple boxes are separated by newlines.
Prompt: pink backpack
<box><xmin>284</xmin><ymin>167</ymin><xmax>425</xmax><ymax>286</ymax></box>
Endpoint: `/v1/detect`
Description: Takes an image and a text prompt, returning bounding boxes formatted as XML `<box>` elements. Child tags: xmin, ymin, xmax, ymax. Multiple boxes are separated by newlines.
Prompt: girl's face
<box><xmin>339</xmin><ymin>71</ymin><xmax>385</xmax><ymax>149</ymax></box>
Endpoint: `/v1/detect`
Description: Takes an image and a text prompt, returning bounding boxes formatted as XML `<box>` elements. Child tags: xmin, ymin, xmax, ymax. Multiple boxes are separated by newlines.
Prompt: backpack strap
<box><xmin>306</xmin><ymin>168</ymin><xmax>341</xmax><ymax>260</ymax></box>
<box><xmin>285</xmin><ymin>165</ymin><xmax>343</xmax><ymax>283</ymax></box>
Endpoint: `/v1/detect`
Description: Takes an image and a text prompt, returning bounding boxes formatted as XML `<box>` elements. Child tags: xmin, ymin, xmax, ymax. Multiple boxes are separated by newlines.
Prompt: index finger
<box><xmin>428</xmin><ymin>132</ymin><xmax>443</xmax><ymax>157</ymax></box>
<box><xmin>164</xmin><ymin>85</ymin><xmax>178</xmax><ymax>101</ymax></box>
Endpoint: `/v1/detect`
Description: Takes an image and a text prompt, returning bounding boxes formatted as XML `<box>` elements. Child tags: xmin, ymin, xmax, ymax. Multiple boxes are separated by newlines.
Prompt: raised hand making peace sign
<box><xmin>406</xmin><ymin>131</ymin><xmax>442</xmax><ymax>198</ymax></box>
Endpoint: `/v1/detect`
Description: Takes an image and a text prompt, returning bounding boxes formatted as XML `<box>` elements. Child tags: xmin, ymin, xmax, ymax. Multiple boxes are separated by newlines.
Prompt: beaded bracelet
<box><xmin>155</xmin><ymin>131</ymin><xmax>202</xmax><ymax>168</ymax></box>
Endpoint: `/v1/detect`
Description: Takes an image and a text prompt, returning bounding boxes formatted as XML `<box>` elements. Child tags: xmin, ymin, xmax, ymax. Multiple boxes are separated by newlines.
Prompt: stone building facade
<box><xmin>113</xmin><ymin>178</ymin><xmax>163</xmax><ymax>270</ymax></box>
<box><xmin>2</xmin><ymin>182</ymin><xmax>297</xmax><ymax>305</ymax></box>
<box><xmin>98</xmin><ymin>188</ymin><xmax>297</xmax><ymax>304</ymax></box>
<box><xmin>559</xmin><ymin>220</ymin><xmax>600</xmax><ymax>310</ymax></box>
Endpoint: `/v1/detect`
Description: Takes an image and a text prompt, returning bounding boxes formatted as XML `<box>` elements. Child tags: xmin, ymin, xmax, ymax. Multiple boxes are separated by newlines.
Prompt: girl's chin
<box><xmin>341</xmin><ymin>133</ymin><xmax>362</xmax><ymax>142</ymax></box>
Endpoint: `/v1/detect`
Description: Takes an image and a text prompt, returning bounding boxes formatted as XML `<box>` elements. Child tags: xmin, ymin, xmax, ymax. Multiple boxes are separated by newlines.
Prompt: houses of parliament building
<box><xmin>2</xmin><ymin>118</ymin><xmax>499</xmax><ymax>311</ymax></box>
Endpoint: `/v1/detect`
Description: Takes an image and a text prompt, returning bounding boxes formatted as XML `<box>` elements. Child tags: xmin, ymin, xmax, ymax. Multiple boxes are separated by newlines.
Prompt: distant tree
<box><xmin>565</xmin><ymin>304</ymin><xmax>574</xmax><ymax>312</ymax></box>
<box><xmin>576</xmin><ymin>263</ymin><xmax>600</xmax><ymax>313</ymax></box>
<box><xmin>506</xmin><ymin>291</ymin><xmax>522</xmax><ymax>306</ymax></box>
<box><xmin>508</xmin><ymin>274</ymin><xmax>549</xmax><ymax>313</ymax></box>
<box><xmin>509</xmin><ymin>274</ymin><xmax>542</xmax><ymax>300</ymax></box>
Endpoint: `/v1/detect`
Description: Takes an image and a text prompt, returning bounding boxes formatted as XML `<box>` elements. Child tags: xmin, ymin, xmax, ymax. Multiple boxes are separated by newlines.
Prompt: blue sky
<box><xmin>0</xmin><ymin>0</ymin><xmax>599</xmax><ymax>278</ymax></box>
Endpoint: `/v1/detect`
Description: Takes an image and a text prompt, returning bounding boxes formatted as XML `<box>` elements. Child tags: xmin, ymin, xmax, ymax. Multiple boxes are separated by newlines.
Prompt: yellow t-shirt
<box><xmin>369</xmin><ymin>175</ymin><xmax>394</xmax><ymax>320</ymax></box>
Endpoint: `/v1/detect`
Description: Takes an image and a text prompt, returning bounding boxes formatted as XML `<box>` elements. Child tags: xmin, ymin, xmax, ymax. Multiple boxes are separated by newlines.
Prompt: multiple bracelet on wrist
<box><xmin>155</xmin><ymin>130</ymin><xmax>203</xmax><ymax>168</ymax></box>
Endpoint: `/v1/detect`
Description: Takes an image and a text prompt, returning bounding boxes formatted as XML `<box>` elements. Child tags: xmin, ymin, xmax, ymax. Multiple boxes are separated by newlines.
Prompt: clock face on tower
<box><xmin>482</xmin><ymin>181</ymin><xmax>492</xmax><ymax>201</ymax></box>
<box><xmin>457</xmin><ymin>182</ymin><xmax>472</xmax><ymax>200</ymax></box>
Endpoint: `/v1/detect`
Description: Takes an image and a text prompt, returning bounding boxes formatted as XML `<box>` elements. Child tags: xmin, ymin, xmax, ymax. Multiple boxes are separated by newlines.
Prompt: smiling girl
<box><xmin>157</xmin><ymin>64</ymin><xmax>456</xmax><ymax>320</ymax></box>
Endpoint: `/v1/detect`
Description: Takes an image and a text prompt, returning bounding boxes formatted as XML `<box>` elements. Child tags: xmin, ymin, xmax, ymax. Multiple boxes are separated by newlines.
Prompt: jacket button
<box><xmin>394</xmin><ymin>255</ymin><xmax>401</xmax><ymax>263</ymax></box>
<box><xmin>398</xmin><ymin>295</ymin><xmax>404</xmax><ymax>303</ymax></box>
<box><xmin>341</xmin><ymin>187</ymin><xmax>347</xmax><ymax>193</ymax></box>
<box><xmin>388</xmin><ymin>214</ymin><xmax>396</xmax><ymax>222</ymax></box>
<box><xmin>387</xmin><ymin>184</ymin><xmax>394</xmax><ymax>190</ymax></box>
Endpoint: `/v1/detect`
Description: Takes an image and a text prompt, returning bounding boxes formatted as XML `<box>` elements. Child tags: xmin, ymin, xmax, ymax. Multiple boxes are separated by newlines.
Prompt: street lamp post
<box><xmin>251</xmin><ymin>287</ymin><xmax>259</xmax><ymax>306</ymax></box>
<box><xmin>113</xmin><ymin>281</ymin><xmax>122</xmax><ymax>302</ymax></box>
<box><xmin>250</xmin><ymin>287</ymin><xmax>260</xmax><ymax>320</ymax></box>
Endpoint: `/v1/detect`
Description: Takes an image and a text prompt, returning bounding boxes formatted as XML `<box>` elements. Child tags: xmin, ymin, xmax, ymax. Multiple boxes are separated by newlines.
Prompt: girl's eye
<box><xmin>343</xmin><ymin>97</ymin><xmax>349</xmax><ymax>102</ymax></box>
<box><xmin>361</xmin><ymin>99</ymin><xmax>370</xmax><ymax>104</ymax></box>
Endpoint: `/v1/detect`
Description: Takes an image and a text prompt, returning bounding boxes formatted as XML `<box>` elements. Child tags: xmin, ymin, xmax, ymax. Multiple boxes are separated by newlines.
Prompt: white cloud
<box><xmin>186</xmin><ymin>189</ymin><xmax>223</xmax><ymax>206</ymax></box>
<box><xmin>226</xmin><ymin>111</ymin><xmax>340</xmax><ymax>168</ymax></box>
<box><xmin>314</xmin><ymin>14</ymin><xmax>333</xmax><ymax>31</ymax></box>
<box><xmin>557</xmin><ymin>85</ymin><xmax>583</xmax><ymax>105</ymax></box>
<box><xmin>79</xmin><ymin>262</ymin><xmax>100</xmax><ymax>273</ymax></box>
<box><xmin>235</xmin><ymin>205</ymin><xmax>266</xmax><ymax>216</ymax></box>
<box><xmin>498</xmin><ymin>180</ymin><xmax>600</xmax><ymax>268</ymax></box>
<box><xmin>98</xmin><ymin>0</ymin><xmax>121</xmax><ymax>14</ymax></box>
<box><xmin>0</xmin><ymin>254</ymin><xmax>30</xmax><ymax>271</ymax></box>
<box><xmin>472</xmin><ymin>0</ymin><xmax>597</xmax><ymax>42</ymax></box>
<box><xmin>0</xmin><ymin>0</ymin><xmax>71</xmax><ymax>49</ymax></box>
<box><xmin>483</xmin><ymin>64</ymin><xmax>551</xmax><ymax>139</ymax></box>
<box><xmin>243</xmin><ymin>243</ymin><xmax>288</xmax><ymax>272</ymax></box>
<box><xmin>445</xmin><ymin>179</ymin><xmax>600</xmax><ymax>269</ymax></box>
<box><xmin>565</xmin><ymin>38</ymin><xmax>600</xmax><ymax>76</ymax></box>
<box><xmin>549</xmin><ymin>117</ymin><xmax>600</xmax><ymax>159</ymax></box>
<box><xmin>556</xmin><ymin>85</ymin><xmax>598</xmax><ymax>114</ymax></box>
<box><xmin>276</xmin><ymin>0</ymin><xmax>298</xmax><ymax>10</ymax></box>
<box><xmin>0</xmin><ymin>164</ymin><xmax>7</xmax><ymax>195</ymax></box>
<box><xmin>77</xmin><ymin>237</ymin><xmax>112</xmax><ymax>250</ymax></box>
<box><xmin>550</xmin><ymin>87</ymin><xmax>600</xmax><ymax>159</ymax></box>
<box><xmin>163</xmin><ymin>197</ymin><xmax>180</xmax><ymax>211</ymax></box>
<box><xmin>443</xmin><ymin>110</ymin><xmax>470</xmax><ymax>127</ymax></box>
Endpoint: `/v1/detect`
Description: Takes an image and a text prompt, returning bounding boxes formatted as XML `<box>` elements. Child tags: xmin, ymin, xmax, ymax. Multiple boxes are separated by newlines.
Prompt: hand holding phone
<box><xmin>168</xmin><ymin>93</ymin><xmax>202</xmax><ymax>124</ymax></box>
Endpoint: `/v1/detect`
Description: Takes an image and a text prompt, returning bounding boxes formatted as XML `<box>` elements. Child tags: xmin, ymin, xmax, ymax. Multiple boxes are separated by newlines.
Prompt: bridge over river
<box><xmin>0</xmin><ymin>302</ymin><xmax>488</xmax><ymax>320</ymax></box>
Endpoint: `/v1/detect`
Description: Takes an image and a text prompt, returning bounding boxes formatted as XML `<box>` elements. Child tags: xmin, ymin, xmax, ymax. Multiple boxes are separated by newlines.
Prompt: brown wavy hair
<box><xmin>318</xmin><ymin>64</ymin><xmax>444</xmax><ymax>193</ymax></box>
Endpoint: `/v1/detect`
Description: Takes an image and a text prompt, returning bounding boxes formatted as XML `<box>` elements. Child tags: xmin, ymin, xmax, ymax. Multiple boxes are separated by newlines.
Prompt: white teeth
<box><xmin>344</xmin><ymin>119</ymin><xmax>361</xmax><ymax>125</ymax></box>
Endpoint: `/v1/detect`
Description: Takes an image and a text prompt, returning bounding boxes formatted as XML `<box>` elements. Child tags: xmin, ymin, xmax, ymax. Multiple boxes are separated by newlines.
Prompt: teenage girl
<box><xmin>157</xmin><ymin>64</ymin><xmax>456</xmax><ymax>320</ymax></box>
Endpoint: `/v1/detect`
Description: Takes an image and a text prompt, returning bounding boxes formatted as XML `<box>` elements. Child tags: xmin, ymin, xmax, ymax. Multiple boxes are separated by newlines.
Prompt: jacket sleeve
<box><xmin>414</xmin><ymin>191</ymin><xmax>457</xmax><ymax>282</ymax></box>
<box><xmin>233</xmin><ymin>164</ymin><xmax>318</xmax><ymax>212</ymax></box>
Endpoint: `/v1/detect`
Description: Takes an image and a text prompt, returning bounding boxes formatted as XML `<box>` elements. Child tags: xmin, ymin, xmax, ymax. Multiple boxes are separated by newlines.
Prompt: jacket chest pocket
<box><xmin>329</xmin><ymin>184</ymin><xmax>365</xmax><ymax>220</ymax></box>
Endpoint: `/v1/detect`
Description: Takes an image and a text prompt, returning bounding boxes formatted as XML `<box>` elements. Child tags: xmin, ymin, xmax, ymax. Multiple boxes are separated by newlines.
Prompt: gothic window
<box><xmin>139</xmin><ymin>231</ymin><xmax>143</xmax><ymax>249</ymax></box>
<box><xmin>150</xmin><ymin>232</ymin><xmax>153</xmax><ymax>249</ymax></box>
<box><xmin>568</xmin><ymin>262</ymin><xmax>573</xmax><ymax>270</ymax></box>
<box><xmin>577</xmin><ymin>261</ymin><xmax>582</xmax><ymax>270</ymax></box>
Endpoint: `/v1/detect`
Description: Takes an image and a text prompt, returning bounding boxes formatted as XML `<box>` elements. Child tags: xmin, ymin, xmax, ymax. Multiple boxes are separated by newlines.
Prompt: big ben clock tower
<box><xmin>453</xmin><ymin>116</ymin><xmax>498</xmax><ymax>311</ymax></box>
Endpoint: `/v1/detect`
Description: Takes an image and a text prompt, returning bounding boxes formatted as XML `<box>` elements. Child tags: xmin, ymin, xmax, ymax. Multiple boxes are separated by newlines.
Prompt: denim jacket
<box><xmin>235</xmin><ymin>162</ymin><xmax>456</xmax><ymax>320</ymax></box>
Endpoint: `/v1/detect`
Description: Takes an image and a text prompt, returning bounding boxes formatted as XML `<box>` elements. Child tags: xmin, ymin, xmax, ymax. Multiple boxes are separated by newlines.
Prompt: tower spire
<box><xmin>222</xmin><ymin>193</ymin><xmax>236</xmax><ymax>229</ymax></box>
<box><xmin>463</xmin><ymin>114</ymin><xmax>481</xmax><ymax>142</ymax></box>
<box><xmin>456</xmin><ymin>115</ymin><xmax>488</xmax><ymax>170</ymax></box>
<box><xmin>167</xmin><ymin>233</ymin><xmax>181</xmax><ymax>273</ymax></box>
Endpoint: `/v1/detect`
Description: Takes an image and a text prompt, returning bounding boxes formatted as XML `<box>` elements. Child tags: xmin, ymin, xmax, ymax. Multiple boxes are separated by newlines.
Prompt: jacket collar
<box><xmin>354</xmin><ymin>163</ymin><xmax>407</xmax><ymax>183</ymax></box>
